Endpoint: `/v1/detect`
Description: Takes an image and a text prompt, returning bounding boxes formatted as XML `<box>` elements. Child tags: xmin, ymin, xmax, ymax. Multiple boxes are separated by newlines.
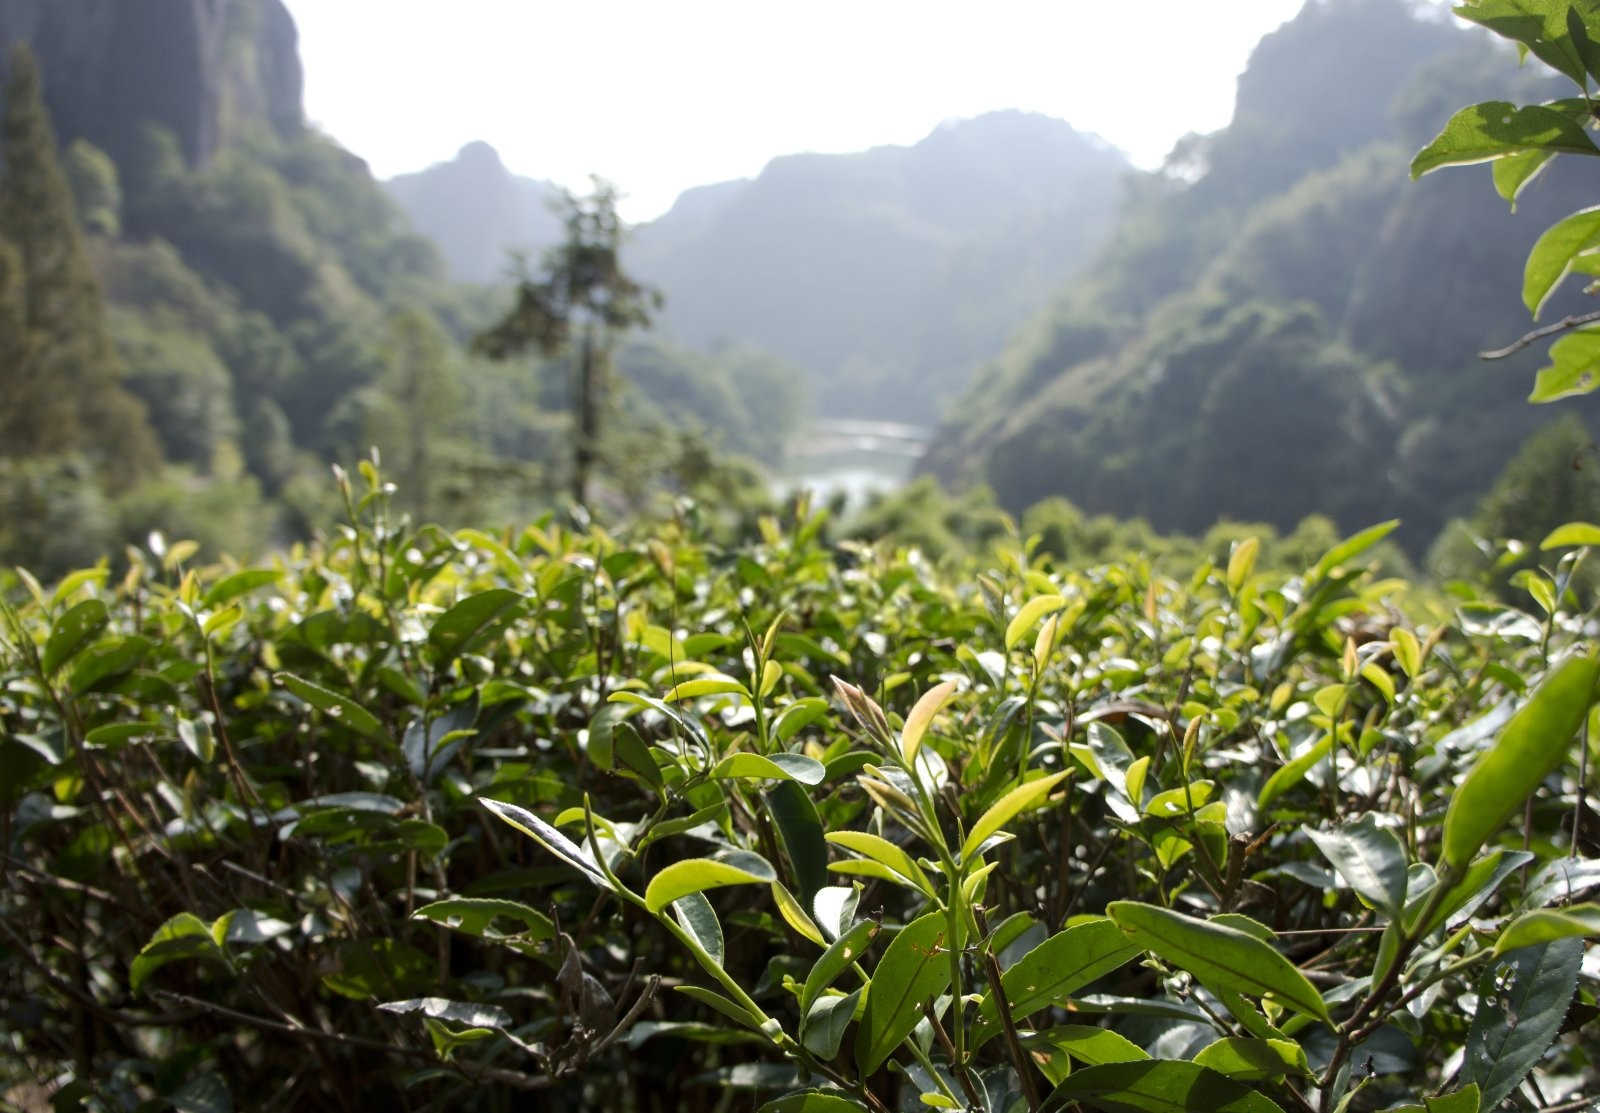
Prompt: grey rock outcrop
<box><xmin>0</xmin><ymin>0</ymin><xmax>303</xmax><ymax>168</ymax></box>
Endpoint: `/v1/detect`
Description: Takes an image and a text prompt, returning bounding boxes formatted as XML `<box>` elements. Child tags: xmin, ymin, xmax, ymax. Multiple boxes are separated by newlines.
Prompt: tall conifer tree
<box><xmin>0</xmin><ymin>44</ymin><xmax>158</xmax><ymax>482</ymax></box>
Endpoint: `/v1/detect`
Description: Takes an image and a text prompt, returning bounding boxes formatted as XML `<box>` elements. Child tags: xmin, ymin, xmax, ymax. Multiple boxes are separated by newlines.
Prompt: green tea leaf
<box><xmin>826</xmin><ymin>831</ymin><xmax>935</xmax><ymax>896</ymax></box>
<box><xmin>1523</xmin><ymin>205</ymin><xmax>1600</xmax><ymax>318</ymax></box>
<box><xmin>130</xmin><ymin>912</ymin><xmax>226</xmax><ymax>994</ymax></box>
<box><xmin>1494</xmin><ymin>903</ymin><xmax>1600</xmax><ymax>955</ymax></box>
<box><xmin>855</xmin><ymin>910</ymin><xmax>957</xmax><ymax>1074</ymax></box>
<box><xmin>1455</xmin><ymin>2</ymin><xmax>1591</xmax><ymax>86</ymax></box>
<box><xmin>411</xmin><ymin>898</ymin><xmax>554</xmax><ymax>942</ymax></box>
<box><xmin>1023</xmin><ymin>1025</ymin><xmax>1149</xmax><ymax>1072</ymax></box>
<box><xmin>675</xmin><ymin>984</ymin><xmax>765</xmax><ymax>1029</ymax></box>
<box><xmin>711</xmin><ymin>752</ymin><xmax>825</xmax><ymax>785</ymax></box>
<box><xmin>973</xmin><ymin>918</ymin><xmax>1140</xmax><ymax>1049</ymax></box>
<box><xmin>1309</xmin><ymin>520</ymin><xmax>1400</xmax><ymax>582</ymax></box>
<box><xmin>1542</xmin><ymin>521</ymin><xmax>1600</xmax><ymax>549</ymax></box>
<box><xmin>1257</xmin><ymin>734</ymin><xmax>1333</xmax><ymax>809</ymax></box>
<box><xmin>645</xmin><ymin>852</ymin><xmax>776</xmax><ymax>913</ymax></box>
<box><xmin>1006</xmin><ymin>595</ymin><xmax>1065</xmax><ymax>651</ymax></box>
<box><xmin>900</xmin><ymin>679</ymin><xmax>958</xmax><ymax>765</ymax></box>
<box><xmin>1041</xmin><ymin>1060</ymin><xmax>1286</xmax><ymax>1113</ymax></box>
<box><xmin>961</xmin><ymin>770</ymin><xmax>1069</xmax><ymax>862</ymax></box>
<box><xmin>672</xmin><ymin>891</ymin><xmax>725</xmax><ymax>967</ymax></box>
<box><xmin>68</xmin><ymin>635</ymin><xmax>151</xmax><ymax>695</ymax></box>
<box><xmin>1530</xmin><ymin>327</ymin><xmax>1600</xmax><ymax>401</ymax></box>
<box><xmin>1391</xmin><ymin>628</ymin><xmax>1422</xmax><ymax>678</ymax></box>
<box><xmin>277</xmin><ymin>672</ymin><xmax>384</xmax><ymax>739</ymax></box>
<box><xmin>1411</xmin><ymin>101</ymin><xmax>1599</xmax><ymax>178</ymax></box>
<box><xmin>1382</xmin><ymin>1085</ymin><xmax>1481</xmax><ymax>1113</ymax></box>
<box><xmin>666</xmin><ymin>676</ymin><xmax>750</xmax><ymax>701</ymax></box>
<box><xmin>428</xmin><ymin>588</ymin><xmax>527</xmax><ymax>665</ymax></box>
<box><xmin>1191</xmin><ymin>1038</ymin><xmax>1310</xmax><ymax>1082</ymax></box>
<box><xmin>1306</xmin><ymin>815</ymin><xmax>1408</xmax><ymax>916</ymax></box>
<box><xmin>801</xmin><ymin>919</ymin><xmax>879</xmax><ymax>1014</ymax></box>
<box><xmin>1461</xmin><ymin>939</ymin><xmax>1583</xmax><ymax>1111</ymax></box>
<box><xmin>477</xmin><ymin>797</ymin><xmax>616</xmax><ymax>891</ymax></box>
<box><xmin>42</xmin><ymin>599</ymin><xmax>108</xmax><ymax>675</ymax></box>
<box><xmin>1108</xmin><ymin>903</ymin><xmax>1329</xmax><ymax>1022</ymax></box>
<box><xmin>1493</xmin><ymin>148</ymin><xmax>1555</xmax><ymax>209</ymax></box>
<box><xmin>758</xmin><ymin>1090</ymin><xmax>868</xmax><ymax>1113</ymax></box>
<box><xmin>202</xmin><ymin>568</ymin><xmax>281</xmax><ymax>608</ymax></box>
<box><xmin>774</xmin><ymin>697</ymin><xmax>831</xmax><ymax>742</ymax></box>
<box><xmin>1442</xmin><ymin>652</ymin><xmax>1600</xmax><ymax>866</ymax></box>
<box><xmin>800</xmin><ymin>989</ymin><xmax>861</xmax><ymax>1059</ymax></box>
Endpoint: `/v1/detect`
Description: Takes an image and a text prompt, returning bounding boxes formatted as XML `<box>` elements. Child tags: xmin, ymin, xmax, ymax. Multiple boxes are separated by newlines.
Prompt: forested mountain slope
<box><xmin>0</xmin><ymin>0</ymin><xmax>803</xmax><ymax>574</ymax></box>
<box><xmin>922</xmin><ymin>0</ymin><xmax>1600</xmax><ymax>552</ymax></box>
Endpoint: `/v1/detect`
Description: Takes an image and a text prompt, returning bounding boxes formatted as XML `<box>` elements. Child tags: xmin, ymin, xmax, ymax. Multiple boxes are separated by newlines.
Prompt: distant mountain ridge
<box><xmin>384</xmin><ymin>141</ymin><xmax>564</xmax><ymax>284</ymax></box>
<box><xmin>384</xmin><ymin>111</ymin><xmax>1132</xmax><ymax>421</ymax></box>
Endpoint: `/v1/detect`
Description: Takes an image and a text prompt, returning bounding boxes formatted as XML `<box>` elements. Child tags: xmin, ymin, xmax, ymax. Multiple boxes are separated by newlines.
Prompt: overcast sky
<box><xmin>283</xmin><ymin>1</ymin><xmax>1320</xmax><ymax>222</ymax></box>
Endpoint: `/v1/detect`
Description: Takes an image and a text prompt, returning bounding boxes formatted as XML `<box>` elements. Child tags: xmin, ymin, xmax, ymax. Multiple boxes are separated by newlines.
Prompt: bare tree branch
<box><xmin>1481</xmin><ymin>309</ymin><xmax>1600</xmax><ymax>360</ymax></box>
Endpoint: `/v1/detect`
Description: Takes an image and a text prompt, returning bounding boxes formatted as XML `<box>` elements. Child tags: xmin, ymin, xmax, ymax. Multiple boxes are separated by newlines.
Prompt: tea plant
<box><xmin>3</xmin><ymin>460</ymin><xmax>1598</xmax><ymax>1112</ymax></box>
<box><xmin>1413</xmin><ymin>0</ymin><xmax>1600</xmax><ymax>400</ymax></box>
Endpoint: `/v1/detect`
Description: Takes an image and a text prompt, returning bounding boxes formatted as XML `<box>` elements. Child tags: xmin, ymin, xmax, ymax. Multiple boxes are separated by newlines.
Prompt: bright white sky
<box><xmin>284</xmin><ymin>1</ymin><xmax>1316</xmax><ymax>223</ymax></box>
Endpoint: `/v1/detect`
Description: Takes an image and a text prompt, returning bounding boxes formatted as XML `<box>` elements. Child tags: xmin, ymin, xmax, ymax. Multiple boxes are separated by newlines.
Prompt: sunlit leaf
<box><xmin>854</xmin><ymin>910</ymin><xmax>956</xmax><ymax>1074</ymax></box>
<box><xmin>1442</xmin><ymin>652</ymin><xmax>1600</xmax><ymax>866</ymax></box>
<box><xmin>645</xmin><ymin>852</ymin><xmax>776</xmax><ymax>913</ymax></box>
<box><xmin>1108</xmin><ymin>903</ymin><xmax>1329</xmax><ymax>1022</ymax></box>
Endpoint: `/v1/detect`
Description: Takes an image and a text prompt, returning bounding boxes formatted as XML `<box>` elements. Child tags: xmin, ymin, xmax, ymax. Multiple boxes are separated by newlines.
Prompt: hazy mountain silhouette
<box><xmin>628</xmin><ymin>111</ymin><xmax>1131</xmax><ymax>421</ymax></box>
<box><xmin>385</xmin><ymin>112</ymin><xmax>1131</xmax><ymax>422</ymax></box>
<box><xmin>384</xmin><ymin>141</ymin><xmax>565</xmax><ymax>284</ymax></box>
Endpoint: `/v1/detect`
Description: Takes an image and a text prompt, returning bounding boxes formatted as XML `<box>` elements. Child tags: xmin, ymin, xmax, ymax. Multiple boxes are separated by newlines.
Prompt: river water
<box><xmin>772</xmin><ymin>418</ymin><xmax>931</xmax><ymax>509</ymax></box>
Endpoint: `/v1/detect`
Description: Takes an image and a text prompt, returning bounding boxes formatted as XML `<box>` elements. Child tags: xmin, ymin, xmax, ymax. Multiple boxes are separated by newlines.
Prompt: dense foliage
<box><xmin>1409</xmin><ymin>0</ymin><xmax>1600</xmax><ymax>403</ymax></box>
<box><xmin>4</xmin><ymin>463</ymin><xmax>1599</xmax><ymax>1112</ymax></box>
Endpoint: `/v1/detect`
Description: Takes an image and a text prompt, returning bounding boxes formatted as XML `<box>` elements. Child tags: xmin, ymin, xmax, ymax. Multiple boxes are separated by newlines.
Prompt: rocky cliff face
<box><xmin>0</xmin><ymin>0</ymin><xmax>302</xmax><ymax>167</ymax></box>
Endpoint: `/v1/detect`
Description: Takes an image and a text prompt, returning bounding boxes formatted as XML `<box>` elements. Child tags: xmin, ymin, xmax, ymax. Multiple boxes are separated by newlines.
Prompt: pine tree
<box><xmin>0</xmin><ymin>44</ymin><xmax>159</xmax><ymax>484</ymax></box>
<box><xmin>476</xmin><ymin>179</ymin><xmax>660</xmax><ymax>505</ymax></box>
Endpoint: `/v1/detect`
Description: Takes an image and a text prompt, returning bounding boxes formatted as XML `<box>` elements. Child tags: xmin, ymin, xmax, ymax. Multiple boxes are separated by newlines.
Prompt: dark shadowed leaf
<box><xmin>428</xmin><ymin>588</ymin><xmax>527</xmax><ymax>665</ymax></box>
<box><xmin>1462</xmin><ymin>939</ymin><xmax>1583</xmax><ymax>1111</ymax></box>
<box><xmin>1306</xmin><ymin>815</ymin><xmax>1408</xmax><ymax>916</ymax></box>
<box><xmin>766</xmin><ymin>780</ymin><xmax>829</xmax><ymax>909</ymax></box>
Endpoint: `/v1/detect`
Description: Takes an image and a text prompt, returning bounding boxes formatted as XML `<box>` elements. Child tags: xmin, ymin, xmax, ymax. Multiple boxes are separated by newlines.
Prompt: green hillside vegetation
<box><xmin>923</xmin><ymin>0</ymin><xmax>1600</xmax><ymax>556</ymax></box>
<box><xmin>0</xmin><ymin>25</ymin><xmax>803</xmax><ymax>580</ymax></box>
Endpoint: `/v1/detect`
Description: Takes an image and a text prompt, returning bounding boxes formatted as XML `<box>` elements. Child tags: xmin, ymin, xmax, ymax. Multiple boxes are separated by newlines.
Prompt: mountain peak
<box><xmin>455</xmin><ymin>140</ymin><xmax>505</xmax><ymax>173</ymax></box>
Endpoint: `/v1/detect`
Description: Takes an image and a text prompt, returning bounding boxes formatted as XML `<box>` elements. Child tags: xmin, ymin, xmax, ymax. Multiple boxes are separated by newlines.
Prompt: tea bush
<box><xmin>3</xmin><ymin>458</ymin><xmax>1599</xmax><ymax>1113</ymax></box>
